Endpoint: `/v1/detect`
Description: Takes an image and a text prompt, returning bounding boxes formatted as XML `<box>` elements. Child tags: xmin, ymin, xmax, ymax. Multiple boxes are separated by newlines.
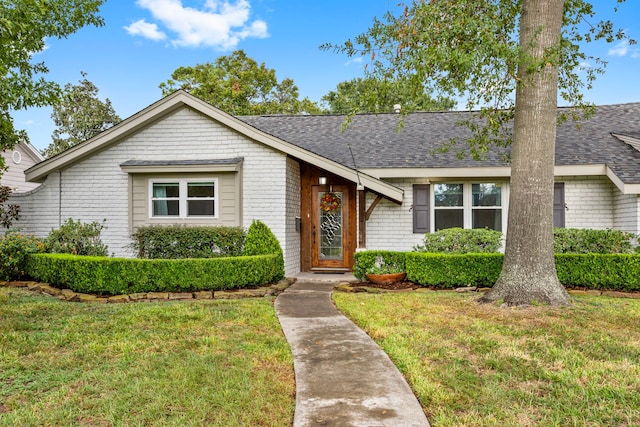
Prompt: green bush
<box><xmin>243</xmin><ymin>220</ymin><xmax>284</xmax><ymax>279</ymax></box>
<box><xmin>403</xmin><ymin>251</ymin><xmax>640</xmax><ymax>292</ymax></box>
<box><xmin>353</xmin><ymin>251</ymin><xmax>406</xmax><ymax>280</ymax></box>
<box><xmin>0</xmin><ymin>232</ymin><xmax>44</xmax><ymax>280</ymax></box>
<box><xmin>131</xmin><ymin>225</ymin><xmax>245</xmax><ymax>259</ymax></box>
<box><xmin>406</xmin><ymin>252</ymin><xmax>503</xmax><ymax>288</ymax></box>
<box><xmin>25</xmin><ymin>253</ymin><xmax>283</xmax><ymax>295</ymax></box>
<box><xmin>45</xmin><ymin>218</ymin><xmax>108</xmax><ymax>256</ymax></box>
<box><xmin>555</xmin><ymin>253</ymin><xmax>640</xmax><ymax>291</ymax></box>
<box><xmin>414</xmin><ymin>228</ymin><xmax>503</xmax><ymax>253</ymax></box>
<box><xmin>554</xmin><ymin>228</ymin><xmax>635</xmax><ymax>254</ymax></box>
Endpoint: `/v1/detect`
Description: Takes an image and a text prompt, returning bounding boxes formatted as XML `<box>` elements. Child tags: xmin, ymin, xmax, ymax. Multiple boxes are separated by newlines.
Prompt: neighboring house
<box><xmin>1</xmin><ymin>139</ymin><xmax>45</xmax><ymax>193</ymax></box>
<box><xmin>9</xmin><ymin>90</ymin><xmax>640</xmax><ymax>276</ymax></box>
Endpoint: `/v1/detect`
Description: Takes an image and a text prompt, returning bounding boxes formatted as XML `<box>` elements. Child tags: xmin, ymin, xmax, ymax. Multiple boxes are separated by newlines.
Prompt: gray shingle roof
<box><xmin>239</xmin><ymin>103</ymin><xmax>640</xmax><ymax>183</ymax></box>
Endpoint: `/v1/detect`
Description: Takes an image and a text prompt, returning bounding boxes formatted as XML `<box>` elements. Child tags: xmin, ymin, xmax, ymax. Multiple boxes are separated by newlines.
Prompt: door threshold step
<box><xmin>310</xmin><ymin>268</ymin><xmax>350</xmax><ymax>274</ymax></box>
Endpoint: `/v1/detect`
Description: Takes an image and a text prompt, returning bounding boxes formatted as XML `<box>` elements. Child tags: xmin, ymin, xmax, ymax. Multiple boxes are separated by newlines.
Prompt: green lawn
<box><xmin>0</xmin><ymin>287</ymin><xmax>294</xmax><ymax>426</ymax></box>
<box><xmin>334</xmin><ymin>291</ymin><xmax>640</xmax><ymax>427</ymax></box>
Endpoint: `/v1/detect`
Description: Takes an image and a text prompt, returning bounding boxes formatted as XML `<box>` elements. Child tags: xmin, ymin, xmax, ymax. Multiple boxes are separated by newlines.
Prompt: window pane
<box><xmin>153</xmin><ymin>183</ymin><xmax>179</xmax><ymax>198</ymax></box>
<box><xmin>188</xmin><ymin>182</ymin><xmax>214</xmax><ymax>198</ymax></box>
<box><xmin>188</xmin><ymin>200</ymin><xmax>215</xmax><ymax>216</ymax></box>
<box><xmin>472</xmin><ymin>183</ymin><xmax>501</xmax><ymax>207</ymax></box>
<box><xmin>434</xmin><ymin>184</ymin><xmax>463</xmax><ymax>207</ymax></box>
<box><xmin>153</xmin><ymin>200</ymin><xmax>179</xmax><ymax>216</ymax></box>
<box><xmin>435</xmin><ymin>209</ymin><xmax>464</xmax><ymax>230</ymax></box>
<box><xmin>473</xmin><ymin>209</ymin><xmax>502</xmax><ymax>231</ymax></box>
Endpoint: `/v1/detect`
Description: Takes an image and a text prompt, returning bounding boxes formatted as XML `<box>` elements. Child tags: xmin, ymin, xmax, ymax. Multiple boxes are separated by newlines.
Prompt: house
<box><xmin>1</xmin><ymin>139</ymin><xmax>45</xmax><ymax>193</ymax></box>
<box><xmin>9</xmin><ymin>90</ymin><xmax>640</xmax><ymax>276</ymax></box>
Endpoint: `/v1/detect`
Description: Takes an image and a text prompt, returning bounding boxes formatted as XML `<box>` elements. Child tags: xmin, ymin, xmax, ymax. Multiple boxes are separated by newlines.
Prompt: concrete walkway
<box><xmin>275</xmin><ymin>280</ymin><xmax>430</xmax><ymax>427</ymax></box>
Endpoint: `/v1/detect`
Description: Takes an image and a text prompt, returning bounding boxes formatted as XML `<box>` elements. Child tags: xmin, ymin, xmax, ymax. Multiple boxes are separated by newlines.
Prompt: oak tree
<box><xmin>1</xmin><ymin>0</ymin><xmax>105</xmax><ymax>158</ymax></box>
<box><xmin>329</xmin><ymin>0</ymin><xmax>632</xmax><ymax>306</ymax></box>
<box><xmin>160</xmin><ymin>50</ymin><xmax>322</xmax><ymax>115</ymax></box>
<box><xmin>44</xmin><ymin>72</ymin><xmax>121</xmax><ymax>158</ymax></box>
<box><xmin>321</xmin><ymin>76</ymin><xmax>455</xmax><ymax>114</ymax></box>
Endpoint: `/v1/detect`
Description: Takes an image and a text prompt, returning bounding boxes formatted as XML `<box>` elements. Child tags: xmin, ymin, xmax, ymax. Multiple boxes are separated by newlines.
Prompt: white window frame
<box><xmin>149</xmin><ymin>178</ymin><xmax>218</xmax><ymax>219</ymax></box>
<box><xmin>431</xmin><ymin>182</ymin><xmax>509</xmax><ymax>233</ymax></box>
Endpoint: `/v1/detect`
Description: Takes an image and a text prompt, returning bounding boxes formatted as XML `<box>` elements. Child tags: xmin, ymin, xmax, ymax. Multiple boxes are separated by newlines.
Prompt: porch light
<box><xmin>319</xmin><ymin>176</ymin><xmax>327</xmax><ymax>185</ymax></box>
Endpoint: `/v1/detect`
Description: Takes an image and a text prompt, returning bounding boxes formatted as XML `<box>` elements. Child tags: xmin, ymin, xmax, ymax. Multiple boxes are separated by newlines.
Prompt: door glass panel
<box><xmin>319</xmin><ymin>191</ymin><xmax>343</xmax><ymax>260</ymax></box>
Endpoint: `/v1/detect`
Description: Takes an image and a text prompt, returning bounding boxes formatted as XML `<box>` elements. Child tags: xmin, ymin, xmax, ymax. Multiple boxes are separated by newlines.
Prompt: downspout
<box><xmin>58</xmin><ymin>170</ymin><xmax>62</xmax><ymax>226</ymax></box>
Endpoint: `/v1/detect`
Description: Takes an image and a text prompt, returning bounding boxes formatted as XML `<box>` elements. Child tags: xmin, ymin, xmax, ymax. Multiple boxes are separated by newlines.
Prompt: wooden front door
<box><xmin>311</xmin><ymin>185</ymin><xmax>351</xmax><ymax>269</ymax></box>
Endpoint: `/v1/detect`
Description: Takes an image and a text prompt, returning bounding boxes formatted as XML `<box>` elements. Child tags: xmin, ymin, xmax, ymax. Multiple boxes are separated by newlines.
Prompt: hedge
<box><xmin>131</xmin><ymin>225</ymin><xmax>246</xmax><ymax>259</ymax></box>
<box><xmin>353</xmin><ymin>250</ymin><xmax>406</xmax><ymax>280</ymax></box>
<box><xmin>25</xmin><ymin>253</ymin><xmax>283</xmax><ymax>295</ymax></box>
<box><xmin>355</xmin><ymin>251</ymin><xmax>640</xmax><ymax>292</ymax></box>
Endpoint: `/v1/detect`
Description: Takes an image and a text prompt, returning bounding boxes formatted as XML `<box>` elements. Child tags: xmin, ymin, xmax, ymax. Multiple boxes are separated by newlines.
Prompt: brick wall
<box><xmin>10</xmin><ymin>107</ymin><xmax>290</xmax><ymax>262</ymax></box>
<box><xmin>560</xmin><ymin>176</ymin><xmax>614</xmax><ymax>229</ymax></box>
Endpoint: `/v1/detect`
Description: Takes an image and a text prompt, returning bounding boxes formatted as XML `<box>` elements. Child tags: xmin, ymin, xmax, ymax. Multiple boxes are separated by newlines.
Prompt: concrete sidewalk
<box><xmin>275</xmin><ymin>280</ymin><xmax>430</xmax><ymax>427</ymax></box>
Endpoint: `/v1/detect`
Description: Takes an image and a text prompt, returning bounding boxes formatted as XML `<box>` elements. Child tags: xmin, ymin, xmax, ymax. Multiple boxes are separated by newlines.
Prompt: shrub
<box><xmin>353</xmin><ymin>251</ymin><xmax>406</xmax><ymax>280</ymax></box>
<box><xmin>25</xmin><ymin>253</ymin><xmax>283</xmax><ymax>295</ymax></box>
<box><xmin>406</xmin><ymin>252</ymin><xmax>503</xmax><ymax>288</ymax></box>
<box><xmin>403</xmin><ymin>251</ymin><xmax>640</xmax><ymax>292</ymax></box>
<box><xmin>0</xmin><ymin>232</ymin><xmax>44</xmax><ymax>280</ymax></box>
<box><xmin>45</xmin><ymin>218</ymin><xmax>108</xmax><ymax>256</ymax></box>
<box><xmin>554</xmin><ymin>228</ymin><xmax>635</xmax><ymax>254</ymax></box>
<box><xmin>414</xmin><ymin>228</ymin><xmax>503</xmax><ymax>253</ymax></box>
<box><xmin>131</xmin><ymin>225</ymin><xmax>245</xmax><ymax>259</ymax></box>
<box><xmin>243</xmin><ymin>220</ymin><xmax>284</xmax><ymax>280</ymax></box>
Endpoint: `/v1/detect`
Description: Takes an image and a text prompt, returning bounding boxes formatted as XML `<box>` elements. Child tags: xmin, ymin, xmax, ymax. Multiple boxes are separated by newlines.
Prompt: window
<box><xmin>430</xmin><ymin>182</ymin><xmax>505</xmax><ymax>232</ymax></box>
<box><xmin>472</xmin><ymin>183</ymin><xmax>502</xmax><ymax>231</ymax></box>
<box><xmin>150</xmin><ymin>179</ymin><xmax>217</xmax><ymax>218</ymax></box>
<box><xmin>434</xmin><ymin>183</ymin><xmax>464</xmax><ymax>230</ymax></box>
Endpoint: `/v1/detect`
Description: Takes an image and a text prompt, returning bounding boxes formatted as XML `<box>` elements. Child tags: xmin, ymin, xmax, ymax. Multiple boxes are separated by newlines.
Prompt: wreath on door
<box><xmin>320</xmin><ymin>192</ymin><xmax>341</xmax><ymax>213</ymax></box>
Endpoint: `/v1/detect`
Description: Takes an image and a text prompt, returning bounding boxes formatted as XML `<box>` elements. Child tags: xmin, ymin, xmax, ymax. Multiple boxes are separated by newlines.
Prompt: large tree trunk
<box><xmin>479</xmin><ymin>0</ymin><xmax>571</xmax><ymax>306</ymax></box>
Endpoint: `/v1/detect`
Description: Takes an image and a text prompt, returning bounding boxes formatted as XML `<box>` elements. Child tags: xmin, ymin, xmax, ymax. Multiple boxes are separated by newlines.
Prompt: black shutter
<box><xmin>553</xmin><ymin>182</ymin><xmax>565</xmax><ymax>228</ymax></box>
<box><xmin>413</xmin><ymin>184</ymin><xmax>430</xmax><ymax>233</ymax></box>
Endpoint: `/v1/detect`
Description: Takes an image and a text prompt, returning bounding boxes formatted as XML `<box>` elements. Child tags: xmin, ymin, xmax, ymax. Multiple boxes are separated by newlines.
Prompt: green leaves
<box><xmin>159</xmin><ymin>50</ymin><xmax>322</xmax><ymax>115</ymax></box>
<box><xmin>1</xmin><ymin>0</ymin><xmax>105</xmax><ymax>156</ymax></box>
<box><xmin>44</xmin><ymin>72</ymin><xmax>121</xmax><ymax>157</ymax></box>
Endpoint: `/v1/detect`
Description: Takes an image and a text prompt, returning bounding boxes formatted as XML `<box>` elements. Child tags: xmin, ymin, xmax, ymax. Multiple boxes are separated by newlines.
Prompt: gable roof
<box><xmin>241</xmin><ymin>102</ymin><xmax>640</xmax><ymax>190</ymax></box>
<box><xmin>24</xmin><ymin>90</ymin><xmax>404</xmax><ymax>202</ymax></box>
<box><xmin>25</xmin><ymin>90</ymin><xmax>640</xmax><ymax>197</ymax></box>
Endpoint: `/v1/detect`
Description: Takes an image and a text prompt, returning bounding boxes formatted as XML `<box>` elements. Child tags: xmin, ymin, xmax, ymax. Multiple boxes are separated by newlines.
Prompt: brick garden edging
<box><xmin>0</xmin><ymin>279</ymin><xmax>294</xmax><ymax>303</ymax></box>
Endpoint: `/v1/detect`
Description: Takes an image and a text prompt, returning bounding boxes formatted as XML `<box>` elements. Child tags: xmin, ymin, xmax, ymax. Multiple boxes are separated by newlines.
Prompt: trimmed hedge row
<box><xmin>25</xmin><ymin>253</ymin><xmax>283</xmax><ymax>295</ymax></box>
<box><xmin>355</xmin><ymin>251</ymin><xmax>640</xmax><ymax>292</ymax></box>
<box><xmin>131</xmin><ymin>225</ymin><xmax>246</xmax><ymax>259</ymax></box>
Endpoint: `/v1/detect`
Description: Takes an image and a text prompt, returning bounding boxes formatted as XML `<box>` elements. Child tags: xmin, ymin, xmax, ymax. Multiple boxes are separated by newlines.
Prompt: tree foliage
<box><xmin>0</xmin><ymin>0</ymin><xmax>105</xmax><ymax>160</ymax></box>
<box><xmin>324</xmin><ymin>0</ymin><xmax>632</xmax><ymax>158</ymax></box>
<box><xmin>327</xmin><ymin>0</ymin><xmax>632</xmax><ymax>306</ymax></box>
<box><xmin>321</xmin><ymin>76</ymin><xmax>455</xmax><ymax>114</ymax></box>
<box><xmin>43</xmin><ymin>72</ymin><xmax>121</xmax><ymax>158</ymax></box>
<box><xmin>160</xmin><ymin>50</ymin><xmax>322</xmax><ymax>115</ymax></box>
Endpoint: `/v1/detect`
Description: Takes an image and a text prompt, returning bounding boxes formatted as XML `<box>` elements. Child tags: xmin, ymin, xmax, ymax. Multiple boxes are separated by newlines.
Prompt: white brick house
<box><xmin>10</xmin><ymin>91</ymin><xmax>640</xmax><ymax>275</ymax></box>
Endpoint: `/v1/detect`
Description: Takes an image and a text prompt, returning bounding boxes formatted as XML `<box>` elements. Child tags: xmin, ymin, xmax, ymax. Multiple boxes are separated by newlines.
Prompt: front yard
<box><xmin>0</xmin><ymin>287</ymin><xmax>294</xmax><ymax>426</ymax></box>
<box><xmin>3</xmin><ymin>285</ymin><xmax>640</xmax><ymax>426</ymax></box>
<box><xmin>334</xmin><ymin>291</ymin><xmax>640</xmax><ymax>426</ymax></box>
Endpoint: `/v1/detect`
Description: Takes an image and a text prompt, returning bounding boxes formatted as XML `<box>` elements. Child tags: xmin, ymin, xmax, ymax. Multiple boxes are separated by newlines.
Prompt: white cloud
<box><xmin>131</xmin><ymin>0</ymin><xmax>268</xmax><ymax>49</ymax></box>
<box><xmin>124</xmin><ymin>19</ymin><xmax>167</xmax><ymax>41</ymax></box>
<box><xmin>609</xmin><ymin>40</ymin><xmax>630</xmax><ymax>57</ymax></box>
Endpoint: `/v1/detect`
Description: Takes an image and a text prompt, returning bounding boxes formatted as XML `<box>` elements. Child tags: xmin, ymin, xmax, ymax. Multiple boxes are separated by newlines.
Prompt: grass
<box><xmin>333</xmin><ymin>290</ymin><xmax>640</xmax><ymax>427</ymax></box>
<box><xmin>0</xmin><ymin>287</ymin><xmax>294</xmax><ymax>426</ymax></box>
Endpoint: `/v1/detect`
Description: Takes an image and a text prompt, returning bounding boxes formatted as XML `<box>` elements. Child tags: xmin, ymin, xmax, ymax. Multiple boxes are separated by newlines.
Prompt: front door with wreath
<box><xmin>311</xmin><ymin>185</ymin><xmax>351</xmax><ymax>269</ymax></box>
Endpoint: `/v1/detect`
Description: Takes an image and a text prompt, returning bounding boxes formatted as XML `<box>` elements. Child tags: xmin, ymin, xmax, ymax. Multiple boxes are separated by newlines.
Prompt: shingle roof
<box><xmin>239</xmin><ymin>103</ymin><xmax>640</xmax><ymax>183</ymax></box>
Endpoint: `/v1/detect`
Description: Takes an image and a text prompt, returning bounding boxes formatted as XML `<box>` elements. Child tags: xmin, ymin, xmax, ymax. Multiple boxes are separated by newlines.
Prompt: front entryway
<box><xmin>300</xmin><ymin>164</ymin><xmax>356</xmax><ymax>272</ymax></box>
<box><xmin>311</xmin><ymin>185</ymin><xmax>350</xmax><ymax>270</ymax></box>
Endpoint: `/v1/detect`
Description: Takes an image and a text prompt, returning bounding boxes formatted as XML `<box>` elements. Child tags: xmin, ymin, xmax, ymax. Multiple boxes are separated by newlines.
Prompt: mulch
<box><xmin>351</xmin><ymin>281</ymin><xmax>421</xmax><ymax>291</ymax></box>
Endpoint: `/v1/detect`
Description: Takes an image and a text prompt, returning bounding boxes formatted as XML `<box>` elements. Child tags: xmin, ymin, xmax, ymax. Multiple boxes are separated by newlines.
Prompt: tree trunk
<box><xmin>479</xmin><ymin>0</ymin><xmax>571</xmax><ymax>306</ymax></box>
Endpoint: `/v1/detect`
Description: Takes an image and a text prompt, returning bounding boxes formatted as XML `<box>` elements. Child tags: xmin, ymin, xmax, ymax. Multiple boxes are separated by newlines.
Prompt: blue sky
<box><xmin>10</xmin><ymin>0</ymin><xmax>640</xmax><ymax>151</ymax></box>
